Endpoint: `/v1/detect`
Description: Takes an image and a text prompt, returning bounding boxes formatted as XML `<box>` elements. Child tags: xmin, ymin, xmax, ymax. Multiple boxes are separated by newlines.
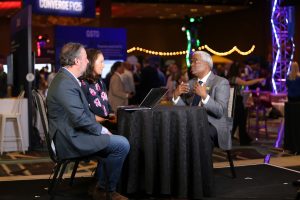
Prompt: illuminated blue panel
<box><xmin>55</xmin><ymin>26</ymin><xmax>127</xmax><ymax>68</ymax></box>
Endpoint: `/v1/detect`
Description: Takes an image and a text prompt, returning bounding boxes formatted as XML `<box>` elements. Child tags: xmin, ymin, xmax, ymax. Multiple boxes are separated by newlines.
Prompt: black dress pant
<box><xmin>232</xmin><ymin>95</ymin><xmax>252</xmax><ymax>145</ymax></box>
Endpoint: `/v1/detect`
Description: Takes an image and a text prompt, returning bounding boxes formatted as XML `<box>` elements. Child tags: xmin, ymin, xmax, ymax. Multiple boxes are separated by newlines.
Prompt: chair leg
<box><xmin>49</xmin><ymin>161</ymin><xmax>69</xmax><ymax>195</ymax></box>
<box><xmin>255</xmin><ymin>107</ymin><xmax>259</xmax><ymax>139</ymax></box>
<box><xmin>57</xmin><ymin>162</ymin><xmax>69</xmax><ymax>184</ymax></box>
<box><xmin>226</xmin><ymin>150</ymin><xmax>236</xmax><ymax>178</ymax></box>
<box><xmin>0</xmin><ymin>117</ymin><xmax>6</xmax><ymax>155</ymax></box>
<box><xmin>16</xmin><ymin>116</ymin><xmax>25</xmax><ymax>154</ymax></box>
<box><xmin>48</xmin><ymin>162</ymin><xmax>63</xmax><ymax>194</ymax></box>
<box><xmin>69</xmin><ymin>161</ymin><xmax>79</xmax><ymax>186</ymax></box>
<box><xmin>264</xmin><ymin>109</ymin><xmax>268</xmax><ymax>139</ymax></box>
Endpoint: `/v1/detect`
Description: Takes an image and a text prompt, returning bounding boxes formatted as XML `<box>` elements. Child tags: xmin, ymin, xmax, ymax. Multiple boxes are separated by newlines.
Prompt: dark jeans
<box><xmin>96</xmin><ymin>135</ymin><xmax>130</xmax><ymax>191</ymax></box>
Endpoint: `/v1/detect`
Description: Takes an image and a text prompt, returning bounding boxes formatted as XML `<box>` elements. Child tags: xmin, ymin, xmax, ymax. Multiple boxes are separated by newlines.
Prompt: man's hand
<box><xmin>194</xmin><ymin>82</ymin><xmax>207</xmax><ymax>99</ymax></box>
<box><xmin>173</xmin><ymin>82</ymin><xmax>190</xmax><ymax>99</ymax></box>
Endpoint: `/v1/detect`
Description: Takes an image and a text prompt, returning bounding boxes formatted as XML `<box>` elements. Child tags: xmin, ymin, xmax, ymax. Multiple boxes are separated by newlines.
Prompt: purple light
<box><xmin>271</xmin><ymin>0</ymin><xmax>295</xmax><ymax>93</ymax></box>
<box><xmin>271</xmin><ymin>0</ymin><xmax>280</xmax><ymax>93</ymax></box>
<box><xmin>264</xmin><ymin>154</ymin><xmax>271</xmax><ymax>164</ymax></box>
<box><xmin>274</xmin><ymin>119</ymin><xmax>284</xmax><ymax>148</ymax></box>
<box><xmin>287</xmin><ymin>38</ymin><xmax>295</xmax><ymax>75</ymax></box>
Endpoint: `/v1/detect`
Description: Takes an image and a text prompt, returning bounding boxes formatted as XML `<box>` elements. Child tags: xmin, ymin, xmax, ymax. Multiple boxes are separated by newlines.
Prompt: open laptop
<box><xmin>123</xmin><ymin>88</ymin><xmax>168</xmax><ymax>111</ymax></box>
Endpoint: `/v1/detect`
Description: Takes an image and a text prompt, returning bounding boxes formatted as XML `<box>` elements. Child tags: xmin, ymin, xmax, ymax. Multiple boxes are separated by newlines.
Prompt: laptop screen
<box><xmin>139</xmin><ymin>88</ymin><xmax>168</xmax><ymax>108</ymax></box>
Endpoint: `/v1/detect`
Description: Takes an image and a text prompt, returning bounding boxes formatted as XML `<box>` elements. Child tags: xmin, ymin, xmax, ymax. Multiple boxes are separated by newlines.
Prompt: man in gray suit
<box><xmin>47</xmin><ymin>43</ymin><xmax>130</xmax><ymax>200</ymax></box>
<box><xmin>173</xmin><ymin>51</ymin><xmax>231</xmax><ymax>150</ymax></box>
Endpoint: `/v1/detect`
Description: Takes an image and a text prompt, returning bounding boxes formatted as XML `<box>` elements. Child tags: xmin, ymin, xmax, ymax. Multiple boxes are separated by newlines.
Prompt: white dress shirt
<box><xmin>173</xmin><ymin>71</ymin><xmax>211</xmax><ymax>105</ymax></box>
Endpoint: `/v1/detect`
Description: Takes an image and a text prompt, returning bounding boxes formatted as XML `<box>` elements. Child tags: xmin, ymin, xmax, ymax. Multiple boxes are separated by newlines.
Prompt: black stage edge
<box><xmin>0</xmin><ymin>164</ymin><xmax>299</xmax><ymax>200</ymax></box>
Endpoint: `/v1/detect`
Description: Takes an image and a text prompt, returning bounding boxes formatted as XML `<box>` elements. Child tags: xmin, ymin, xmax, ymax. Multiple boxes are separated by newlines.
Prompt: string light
<box><xmin>127</xmin><ymin>47</ymin><xmax>187</xmax><ymax>56</ymax></box>
<box><xmin>127</xmin><ymin>45</ymin><xmax>255</xmax><ymax>56</ymax></box>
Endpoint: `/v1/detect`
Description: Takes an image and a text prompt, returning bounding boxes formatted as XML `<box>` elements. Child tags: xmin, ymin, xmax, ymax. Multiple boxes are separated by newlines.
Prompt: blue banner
<box><xmin>23</xmin><ymin>0</ymin><xmax>95</xmax><ymax>18</ymax></box>
<box><xmin>55</xmin><ymin>26</ymin><xmax>127</xmax><ymax>66</ymax></box>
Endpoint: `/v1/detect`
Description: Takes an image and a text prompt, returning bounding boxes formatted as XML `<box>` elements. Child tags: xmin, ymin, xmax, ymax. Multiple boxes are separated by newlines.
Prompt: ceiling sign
<box><xmin>23</xmin><ymin>0</ymin><xmax>95</xmax><ymax>18</ymax></box>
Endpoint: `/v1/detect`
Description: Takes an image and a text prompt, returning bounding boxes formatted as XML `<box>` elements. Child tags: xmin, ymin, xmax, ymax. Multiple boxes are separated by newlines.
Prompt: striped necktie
<box><xmin>191</xmin><ymin>80</ymin><xmax>203</xmax><ymax>106</ymax></box>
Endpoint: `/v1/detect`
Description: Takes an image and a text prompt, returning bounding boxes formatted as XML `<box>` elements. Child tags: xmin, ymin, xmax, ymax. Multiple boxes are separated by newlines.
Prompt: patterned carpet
<box><xmin>0</xmin><ymin>117</ymin><xmax>293</xmax><ymax>177</ymax></box>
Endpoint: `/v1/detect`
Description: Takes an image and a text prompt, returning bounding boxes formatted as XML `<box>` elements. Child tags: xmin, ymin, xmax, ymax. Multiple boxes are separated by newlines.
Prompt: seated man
<box><xmin>173</xmin><ymin>51</ymin><xmax>231</xmax><ymax>150</ymax></box>
<box><xmin>46</xmin><ymin>42</ymin><xmax>130</xmax><ymax>200</ymax></box>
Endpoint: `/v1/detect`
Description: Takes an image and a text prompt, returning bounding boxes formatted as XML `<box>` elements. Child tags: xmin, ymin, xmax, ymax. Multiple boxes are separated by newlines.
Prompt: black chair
<box><xmin>32</xmin><ymin>89</ymin><xmax>111</xmax><ymax>200</ymax></box>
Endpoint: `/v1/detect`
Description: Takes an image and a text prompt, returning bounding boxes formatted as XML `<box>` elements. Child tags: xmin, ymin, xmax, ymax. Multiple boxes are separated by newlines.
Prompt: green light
<box><xmin>189</xmin><ymin>18</ymin><xmax>195</xmax><ymax>23</ymax></box>
<box><xmin>186</xmin><ymin>30</ymin><xmax>191</xmax><ymax>68</ymax></box>
<box><xmin>196</xmin><ymin>39</ymin><xmax>200</xmax><ymax>47</ymax></box>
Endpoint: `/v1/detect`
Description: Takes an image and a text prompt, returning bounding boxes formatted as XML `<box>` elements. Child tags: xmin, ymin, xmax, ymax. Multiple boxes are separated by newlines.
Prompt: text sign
<box><xmin>55</xmin><ymin>26</ymin><xmax>127</xmax><ymax>66</ymax></box>
<box><xmin>23</xmin><ymin>0</ymin><xmax>95</xmax><ymax>18</ymax></box>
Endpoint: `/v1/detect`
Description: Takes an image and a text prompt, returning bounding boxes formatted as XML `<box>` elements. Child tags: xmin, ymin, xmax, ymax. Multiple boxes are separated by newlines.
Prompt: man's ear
<box><xmin>74</xmin><ymin>57</ymin><xmax>79</xmax><ymax>65</ymax></box>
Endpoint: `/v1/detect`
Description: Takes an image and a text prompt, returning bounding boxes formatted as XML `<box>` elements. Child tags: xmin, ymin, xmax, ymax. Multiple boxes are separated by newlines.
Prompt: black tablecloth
<box><xmin>284</xmin><ymin>102</ymin><xmax>300</xmax><ymax>153</ymax></box>
<box><xmin>117</xmin><ymin>105</ymin><xmax>214</xmax><ymax>199</ymax></box>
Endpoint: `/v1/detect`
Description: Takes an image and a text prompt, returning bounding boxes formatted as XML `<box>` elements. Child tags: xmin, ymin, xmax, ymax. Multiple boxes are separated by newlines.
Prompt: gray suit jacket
<box><xmin>176</xmin><ymin>72</ymin><xmax>232</xmax><ymax>150</ymax></box>
<box><xmin>47</xmin><ymin>68</ymin><xmax>110</xmax><ymax>160</ymax></box>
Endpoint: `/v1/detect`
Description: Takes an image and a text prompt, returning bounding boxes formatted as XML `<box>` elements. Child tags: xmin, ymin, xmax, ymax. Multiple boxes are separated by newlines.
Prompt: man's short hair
<box><xmin>60</xmin><ymin>43</ymin><xmax>84</xmax><ymax>67</ymax></box>
<box><xmin>192</xmin><ymin>51</ymin><xmax>213</xmax><ymax>69</ymax></box>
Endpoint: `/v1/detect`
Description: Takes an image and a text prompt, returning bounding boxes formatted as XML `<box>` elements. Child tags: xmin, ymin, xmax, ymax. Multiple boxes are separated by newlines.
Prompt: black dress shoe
<box><xmin>293</xmin><ymin>179</ymin><xmax>300</xmax><ymax>187</ymax></box>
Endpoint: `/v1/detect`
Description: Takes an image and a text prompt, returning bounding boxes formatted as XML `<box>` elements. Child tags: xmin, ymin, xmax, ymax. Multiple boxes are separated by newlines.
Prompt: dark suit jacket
<box><xmin>176</xmin><ymin>72</ymin><xmax>232</xmax><ymax>150</ymax></box>
<box><xmin>47</xmin><ymin>68</ymin><xmax>109</xmax><ymax>160</ymax></box>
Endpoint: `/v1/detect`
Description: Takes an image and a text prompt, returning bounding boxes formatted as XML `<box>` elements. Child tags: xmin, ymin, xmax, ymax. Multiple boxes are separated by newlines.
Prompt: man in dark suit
<box><xmin>47</xmin><ymin>43</ymin><xmax>130</xmax><ymax>200</ymax></box>
<box><xmin>173</xmin><ymin>51</ymin><xmax>231</xmax><ymax>150</ymax></box>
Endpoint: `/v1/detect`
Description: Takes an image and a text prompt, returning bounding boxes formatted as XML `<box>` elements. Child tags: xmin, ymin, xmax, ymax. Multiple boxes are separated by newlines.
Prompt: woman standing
<box><xmin>287</xmin><ymin>62</ymin><xmax>300</xmax><ymax>102</ymax></box>
<box><xmin>108</xmin><ymin>61</ymin><xmax>133</xmax><ymax>112</ymax></box>
<box><xmin>227</xmin><ymin>62</ymin><xmax>265</xmax><ymax>145</ymax></box>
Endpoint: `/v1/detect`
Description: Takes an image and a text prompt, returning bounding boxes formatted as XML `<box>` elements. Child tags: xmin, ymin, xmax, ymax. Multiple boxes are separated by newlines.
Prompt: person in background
<box><xmin>173</xmin><ymin>51</ymin><xmax>231</xmax><ymax>151</ymax></box>
<box><xmin>227</xmin><ymin>62</ymin><xmax>266</xmax><ymax>145</ymax></box>
<box><xmin>44</xmin><ymin>66</ymin><xmax>58</xmax><ymax>96</ymax></box>
<box><xmin>121</xmin><ymin>61</ymin><xmax>136</xmax><ymax>104</ymax></box>
<box><xmin>103</xmin><ymin>63</ymin><xmax>116</xmax><ymax>91</ymax></box>
<box><xmin>108</xmin><ymin>62</ymin><xmax>133</xmax><ymax>113</ymax></box>
<box><xmin>155</xmin><ymin>63</ymin><xmax>166</xmax><ymax>86</ymax></box>
<box><xmin>47</xmin><ymin>66</ymin><xmax>57</xmax><ymax>87</ymax></box>
<box><xmin>47</xmin><ymin>43</ymin><xmax>129</xmax><ymax>200</ymax></box>
<box><xmin>139</xmin><ymin>57</ymin><xmax>163</xmax><ymax>103</ymax></box>
<box><xmin>286</xmin><ymin>61</ymin><xmax>300</xmax><ymax>102</ymax></box>
<box><xmin>80</xmin><ymin>48</ymin><xmax>117</xmax><ymax>132</ymax></box>
<box><xmin>38</xmin><ymin>67</ymin><xmax>48</xmax><ymax>96</ymax></box>
<box><xmin>243</xmin><ymin>59</ymin><xmax>261</xmax><ymax>90</ymax></box>
<box><xmin>0</xmin><ymin>64</ymin><xmax>7</xmax><ymax>98</ymax></box>
<box><xmin>287</xmin><ymin>61</ymin><xmax>300</xmax><ymax>198</ymax></box>
<box><xmin>166</xmin><ymin>62</ymin><xmax>181</xmax><ymax>101</ymax></box>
